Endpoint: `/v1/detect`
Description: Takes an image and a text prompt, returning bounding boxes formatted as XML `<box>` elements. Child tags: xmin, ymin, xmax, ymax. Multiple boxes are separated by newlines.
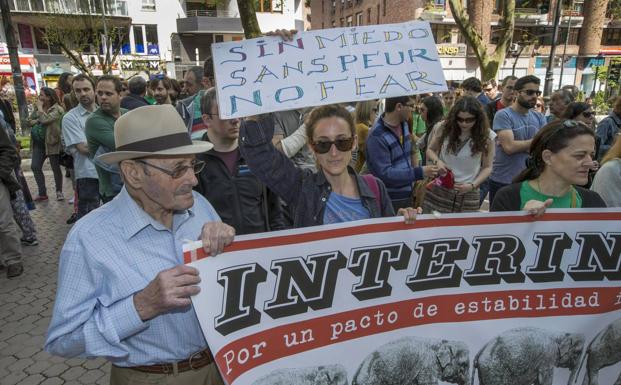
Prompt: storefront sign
<box><xmin>437</xmin><ymin>44</ymin><xmax>466</xmax><ymax>57</ymax></box>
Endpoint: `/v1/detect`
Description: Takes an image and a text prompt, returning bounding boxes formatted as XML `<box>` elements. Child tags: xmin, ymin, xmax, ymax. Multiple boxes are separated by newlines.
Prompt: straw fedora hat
<box><xmin>97</xmin><ymin>104</ymin><xmax>213</xmax><ymax>165</ymax></box>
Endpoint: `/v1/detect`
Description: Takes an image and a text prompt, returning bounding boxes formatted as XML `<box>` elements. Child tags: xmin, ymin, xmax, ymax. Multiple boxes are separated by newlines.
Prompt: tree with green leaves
<box><xmin>42</xmin><ymin>13</ymin><xmax>128</xmax><ymax>76</ymax></box>
<box><xmin>448</xmin><ymin>0</ymin><xmax>516</xmax><ymax>81</ymax></box>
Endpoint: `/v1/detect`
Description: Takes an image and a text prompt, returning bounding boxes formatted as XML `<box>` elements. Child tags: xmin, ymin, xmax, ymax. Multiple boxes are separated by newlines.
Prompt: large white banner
<box><xmin>211</xmin><ymin>21</ymin><xmax>448</xmax><ymax>119</ymax></box>
<box><xmin>186</xmin><ymin>210</ymin><xmax>621</xmax><ymax>385</ymax></box>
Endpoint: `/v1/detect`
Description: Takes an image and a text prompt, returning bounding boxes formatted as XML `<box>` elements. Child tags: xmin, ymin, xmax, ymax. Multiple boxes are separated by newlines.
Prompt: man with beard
<box><xmin>488</xmin><ymin>75</ymin><xmax>546</xmax><ymax>204</ymax></box>
<box><xmin>194</xmin><ymin>88</ymin><xmax>287</xmax><ymax>234</ymax></box>
<box><xmin>62</xmin><ymin>74</ymin><xmax>100</xmax><ymax>218</ymax></box>
<box><xmin>86</xmin><ymin>75</ymin><xmax>127</xmax><ymax>202</ymax></box>
<box><xmin>149</xmin><ymin>76</ymin><xmax>172</xmax><ymax>105</ymax></box>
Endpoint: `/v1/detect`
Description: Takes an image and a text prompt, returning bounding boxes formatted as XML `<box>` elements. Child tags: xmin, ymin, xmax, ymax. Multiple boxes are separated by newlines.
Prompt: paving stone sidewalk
<box><xmin>0</xmin><ymin>170</ymin><xmax>110</xmax><ymax>385</ymax></box>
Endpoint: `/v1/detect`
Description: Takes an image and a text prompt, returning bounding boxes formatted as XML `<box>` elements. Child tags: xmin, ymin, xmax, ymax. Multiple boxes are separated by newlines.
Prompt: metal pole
<box><xmin>0</xmin><ymin>0</ymin><xmax>29</xmax><ymax>133</ymax></box>
<box><xmin>559</xmin><ymin>1</ymin><xmax>573</xmax><ymax>87</ymax></box>
<box><xmin>544</xmin><ymin>0</ymin><xmax>564</xmax><ymax>98</ymax></box>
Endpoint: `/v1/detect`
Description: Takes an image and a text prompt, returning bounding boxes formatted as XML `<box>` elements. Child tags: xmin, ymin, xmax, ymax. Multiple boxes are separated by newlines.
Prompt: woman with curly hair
<box><xmin>424</xmin><ymin>96</ymin><xmax>495</xmax><ymax>213</ymax></box>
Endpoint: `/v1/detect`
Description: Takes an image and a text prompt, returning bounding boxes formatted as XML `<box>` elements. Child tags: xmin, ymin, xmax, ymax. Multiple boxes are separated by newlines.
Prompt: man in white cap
<box><xmin>45</xmin><ymin>104</ymin><xmax>233</xmax><ymax>385</ymax></box>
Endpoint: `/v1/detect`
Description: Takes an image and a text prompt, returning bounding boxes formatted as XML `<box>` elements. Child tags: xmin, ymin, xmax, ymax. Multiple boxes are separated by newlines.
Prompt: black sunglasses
<box><xmin>582</xmin><ymin>111</ymin><xmax>594</xmax><ymax>118</ymax></box>
<box><xmin>311</xmin><ymin>138</ymin><xmax>354</xmax><ymax>154</ymax></box>
<box><xmin>136</xmin><ymin>159</ymin><xmax>205</xmax><ymax>179</ymax></box>
<box><xmin>521</xmin><ymin>89</ymin><xmax>542</xmax><ymax>96</ymax></box>
<box><xmin>457</xmin><ymin>117</ymin><xmax>476</xmax><ymax>123</ymax></box>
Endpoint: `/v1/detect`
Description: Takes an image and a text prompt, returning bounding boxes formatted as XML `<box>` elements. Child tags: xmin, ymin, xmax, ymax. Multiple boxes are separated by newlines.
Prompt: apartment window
<box><xmin>340</xmin><ymin>18</ymin><xmax>345</xmax><ymax>26</ymax></box>
<box><xmin>131</xmin><ymin>24</ymin><xmax>159</xmax><ymax>55</ymax></box>
<box><xmin>431</xmin><ymin>24</ymin><xmax>452</xmax><ymax>43</ymax></box>
<box><xmin>346</xmin><ymin>15</ymin><xmax>353</xmax><ymax>26</ymax></box>
<box><xmin>141</xmin><ymin>0</ymin><xmax>156</xmax><ymax>11</ymax></box>
<box><xmin>367</xmin><ymin>8</ymin><xmax>371</xmax><ymax>23</ymax></box>
<box><xmin>559</xmin><ymin>27</ymin><xmax>580</xmax><ymax>45</ymax></box>
<box><xmin>215</xmin><ymin>34</ymin><xmax>224</xmax><ymax>43</ymax></box>
<box><xmin>356</xmin><ymin>12</ymin><xmax>363</xmax><ymax>26</ymax></box>
<box><xmin>145</xmin><ymin>25</ymin><xmax>159</xmax><ymax>54</ymax></box>
<box><xmin>332</xmin><ymin>20</ymin><xmax>336</xmax><ymax>27</ymax></box>
<box><xmin>255</xmin><ymin>0</ymin><xmax>284</xmax><ymax>13</ymax></box>
<box><xmin>17</xmin><ymin>23</ymin><xmax>34</xmax><ymax>50</ymax></box>
<box><xmin>33</xmin><ymin>27</ymin><xmax>48</xmax><ymax>51</ymax></box>
<box><xmin>602</xmin><ymin>28</ymin><xmax>621</xmax><ymax>45</ymax></box>
<box><xmin>133</xmin><ymin>25</ymin><xmax>145</xmax><ymax>54</ymax></box>
<box><xmin>382</xmin><ymin>0</ymin><xmax>386</xmax><ymax>16</ymax></box>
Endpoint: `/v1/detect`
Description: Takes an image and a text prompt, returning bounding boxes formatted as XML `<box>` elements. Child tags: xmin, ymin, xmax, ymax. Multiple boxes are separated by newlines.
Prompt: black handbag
<box><xmin>59</xmin><ymin>151</ymin><xmax>74</xmax><ymax>169</ymax></box>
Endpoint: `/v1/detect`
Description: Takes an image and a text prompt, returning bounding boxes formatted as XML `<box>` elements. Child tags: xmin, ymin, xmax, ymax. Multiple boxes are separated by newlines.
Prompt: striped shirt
<box><xmin>45</xmin><ymin>187</ymin><xmax>221</xmax><ymax>366</ymax></box>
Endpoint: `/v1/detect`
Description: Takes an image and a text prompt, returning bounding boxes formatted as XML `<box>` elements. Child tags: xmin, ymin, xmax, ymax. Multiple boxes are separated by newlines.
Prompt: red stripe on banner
<box><xmin>184</xmin><ymin>212</ymin><xmax>621</xmax><ymax>263</ymax></box>
<box><xmin>214</xmin><ymin>286</ymin><xmax>621</xmax><ymax>383</ymax></box>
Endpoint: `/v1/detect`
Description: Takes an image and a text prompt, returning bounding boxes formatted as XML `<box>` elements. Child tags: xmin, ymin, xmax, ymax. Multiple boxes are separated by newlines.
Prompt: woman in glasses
<box><xmin>240</xmin><ymin>104</ymin><xmax>416</xmax><ymax>228</ymax></box>
<box><xmin>425</xmin><ymin>96</ymin><xmax>495</xmax><ymax>213</ymax></box>
<box><xmin>535</xmin><ymin>96</ymin><xmax>545</xmax><ymax>114</ymax></box>
<box><xmin>353</xmin><ymin>100</ymin><xmax>378</xmax><ymax>173</ymax></box>
<box><xmin>491</xmin><ymin>120</ymin><xmax>605</xmax><ymax>215</ymax></box>
<box><xmin>591</xmin><ymin>134</ymin><xmax>621</xmax><ymax>207</ymax></box>
<box><xmin>561</xmin><ymin>102</ymin><xmax>595</xmax><ymax>127</ymax></box>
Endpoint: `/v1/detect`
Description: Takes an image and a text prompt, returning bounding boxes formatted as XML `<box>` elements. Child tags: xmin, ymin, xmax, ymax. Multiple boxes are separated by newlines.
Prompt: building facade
<box><xmin>174</xmin><ymin>0</ymin><xmax>307</xmax><ymax>78</ymax></box>
<box><xmin>310</xmin><ymin>0</ymin><xmax>621</xmax><ymax>94</ymax></box>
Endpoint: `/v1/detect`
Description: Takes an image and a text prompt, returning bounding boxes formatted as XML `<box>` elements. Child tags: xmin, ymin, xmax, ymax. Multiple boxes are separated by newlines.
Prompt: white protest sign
<box><xmin>211</xmin><ymin>21</ymin><xmax>448</xmax><ymax>118</ymax></box>
<box><xmin>186</xmin><ymin>210</ymin><xmax>621</xmax><ymax>385</ymax></box>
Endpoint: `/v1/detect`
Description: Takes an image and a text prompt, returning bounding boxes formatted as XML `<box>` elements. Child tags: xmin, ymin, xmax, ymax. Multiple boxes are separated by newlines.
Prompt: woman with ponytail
<box><xmin>491</xmin><ymin>119</ymin><xmax>605</xmax><ymax>215</ymax></box>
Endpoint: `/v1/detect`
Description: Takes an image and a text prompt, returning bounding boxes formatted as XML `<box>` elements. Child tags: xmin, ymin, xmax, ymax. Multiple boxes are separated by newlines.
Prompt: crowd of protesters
<box><xmin>0</xmin><ymin>32</ymin><xmax>619</xmax><ymax>384</ymax></box>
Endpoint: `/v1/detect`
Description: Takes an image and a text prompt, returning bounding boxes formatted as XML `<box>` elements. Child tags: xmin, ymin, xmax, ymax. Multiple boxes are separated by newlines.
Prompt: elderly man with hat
<box><xmin>45</xmin><ymin>105</ymin><xmax>234</xmax><ymax>385</ymax></box>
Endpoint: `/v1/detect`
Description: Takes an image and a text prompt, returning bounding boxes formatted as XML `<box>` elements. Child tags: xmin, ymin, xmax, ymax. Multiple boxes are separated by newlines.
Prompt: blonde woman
<box><xmin>591</xmin><ymin>134</ymin><xmax>621</xmax><ymax>207</ymax></box>
<box><xmin>353</xmin><ymin>100</ymin><xmax>378</xmax><ymax>172</ymax></box>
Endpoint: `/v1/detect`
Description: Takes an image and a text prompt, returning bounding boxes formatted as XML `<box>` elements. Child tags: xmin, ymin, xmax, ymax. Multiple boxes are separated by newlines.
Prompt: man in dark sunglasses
<box><xmin>488</xmin><ymin>75</ymin><xmax>547</xmax><ymax>205</ymax></box>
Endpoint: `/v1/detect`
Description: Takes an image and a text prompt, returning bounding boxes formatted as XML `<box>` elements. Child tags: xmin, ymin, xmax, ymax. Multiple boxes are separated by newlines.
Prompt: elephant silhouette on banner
<box><xmin>472</xmin><ymin>327</ymin><xmax>584</xmax><ymax>385</ymax></box>
<box><xmin>579</xmin><ymin>318</ymin><xmax>621</xmax><ymax>385</ymax></box>
<box><xmin>352</xmin><ymin>337</ymin><xmax>470</xmax><ymax>385</ymax></box>
<box><xmin>251</xmin><ymin>364</ymin><xmax>348</xmax><ymax>385</ymax></box>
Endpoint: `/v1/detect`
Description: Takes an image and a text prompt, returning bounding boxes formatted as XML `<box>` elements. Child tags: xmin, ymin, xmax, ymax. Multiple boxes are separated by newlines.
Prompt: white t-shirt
<box><xmin>439</xmin><ymin>130</ymin><xmax>496</xmax><ymax>184</ymax></box>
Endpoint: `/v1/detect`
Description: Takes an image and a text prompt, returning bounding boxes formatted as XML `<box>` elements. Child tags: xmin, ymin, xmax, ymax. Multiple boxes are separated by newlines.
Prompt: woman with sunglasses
<box><xmin>239</xmin><ymin>104</ymin><xmax>417</xmax><ymax>228</ymax></box>
<box><xmin>561</xmin><ymin>102</ymin><xmax>595</xmax><ymax>128</ymax></box>
<box><xmin>591</xmin><ymin>134</ymin><xmax>621</xmax><ymax>207</ymax></box>
<box><xmin>491</xmin><ymin>120</ymin><xmax>605</xmax><ymax>215</ymax></box>
<box><xmin>353</xmin><ymin>100</ymin><xmax>378</xmax><ymax>172</ymax></box>
<box><xmin>425</xmin><ymin>96</ymin><xmax>495</xmax><ymax>213</ymax></box>
<box><xmin>535</xmin><ymin>96</ymin><xmax>545</xmax><ymax>114</ymax></box>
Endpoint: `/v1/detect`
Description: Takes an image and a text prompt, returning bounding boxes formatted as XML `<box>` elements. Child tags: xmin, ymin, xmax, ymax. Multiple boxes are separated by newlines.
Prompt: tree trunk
<box><xmin>469</xmin><ymin>0</ymin><xmax>493</xmax><ymax>45</ymax></box>
<box><xmin>579</xmin><ymin>0</ymin><xmax>609</xmax><ymax>56</ymax></box>
<box><xmin>449</xmin><ymin>0</ymin><xmax>515</xmax><ymax>81</ymax></box>
<box><xmin>237</xmin><ymin>0</ymin><xmax>262</xmax><ymax>39</ymax></box>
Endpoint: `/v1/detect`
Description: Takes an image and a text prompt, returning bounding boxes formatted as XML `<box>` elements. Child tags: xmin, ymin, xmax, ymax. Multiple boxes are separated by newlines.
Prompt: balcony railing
<box><xmin>185</xmin><ymin>9</ymin><xmax>239</xmax><ymax>18</ymax></box>
<box><xmin>9</xmin><ymin>0</ymin><xmax>128</xmax><ymax>16</ymax></box>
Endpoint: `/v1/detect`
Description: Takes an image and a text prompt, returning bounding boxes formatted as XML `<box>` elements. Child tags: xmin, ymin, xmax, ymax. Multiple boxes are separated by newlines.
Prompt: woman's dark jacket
<box><xmin>239</xmin><ymin>115</ymin><xmax>395</xmax><ymax>228</ymax></box>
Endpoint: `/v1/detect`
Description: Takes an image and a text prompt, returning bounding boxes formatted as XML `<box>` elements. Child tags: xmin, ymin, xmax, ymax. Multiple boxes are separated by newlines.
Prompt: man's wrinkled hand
<box><xmin>133</xmin><ymin>265</ymin><xmax>201</xmax><ymax>321</ymax></box>
<box><xmin>200</xmin><ymin>222</ymin><xmax>235</xmax><ymax>256</ymax></box>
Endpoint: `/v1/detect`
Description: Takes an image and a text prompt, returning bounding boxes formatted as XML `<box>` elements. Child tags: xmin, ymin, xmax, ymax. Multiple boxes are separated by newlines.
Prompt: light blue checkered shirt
<box><xmin>45</xmin><ymin>187</ymin><xmax>221</xmax><ymax>366</ymax></box>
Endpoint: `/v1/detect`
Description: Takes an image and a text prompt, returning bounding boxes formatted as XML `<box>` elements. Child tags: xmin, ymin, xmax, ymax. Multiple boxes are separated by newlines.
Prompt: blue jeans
<box><xmin>76</xmin><ymin>178</ymin><xmax>100</xmax><ymax>219</ymax></box>
<box><xmin>488</xmin><ymin>179</ymin><xmax>509</xmax><ymax>207</ymax></box>
<box><xmin>30</xmin><ymin>139</ymin><xmax>62</xmax><ymax>196</ymax></box>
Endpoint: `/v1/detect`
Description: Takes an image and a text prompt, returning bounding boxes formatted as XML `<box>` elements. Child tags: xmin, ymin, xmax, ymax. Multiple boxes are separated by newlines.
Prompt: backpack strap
<box><xmin>361</xmin><ymin>174</ymin><xmax>382</xmax><ymax>214</ymax></box>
